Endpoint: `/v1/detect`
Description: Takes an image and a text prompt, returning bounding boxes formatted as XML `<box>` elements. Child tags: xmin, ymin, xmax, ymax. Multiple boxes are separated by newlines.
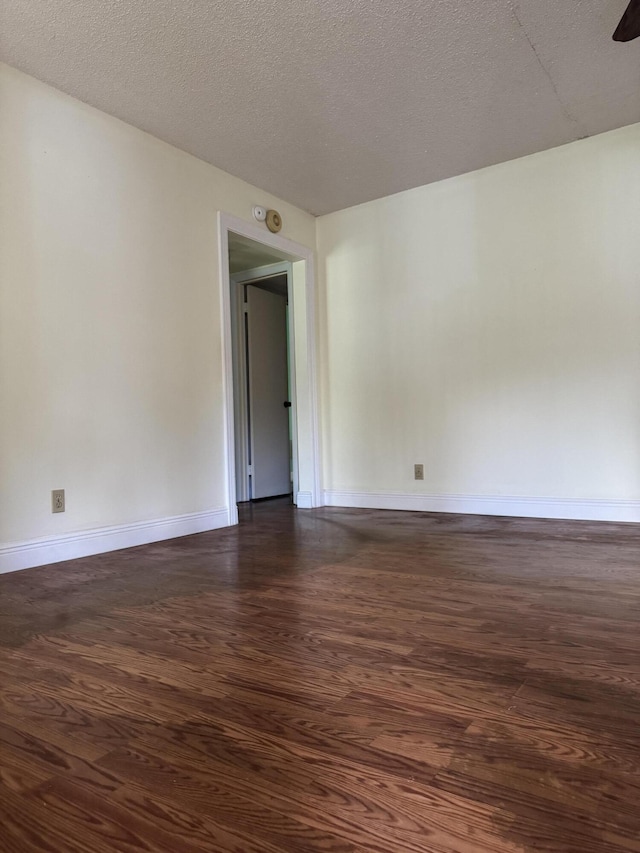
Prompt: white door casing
<box><xmin>219</xmin><ymin>212</ymin><xmax>321</xmax><ymax>522</ymax></box>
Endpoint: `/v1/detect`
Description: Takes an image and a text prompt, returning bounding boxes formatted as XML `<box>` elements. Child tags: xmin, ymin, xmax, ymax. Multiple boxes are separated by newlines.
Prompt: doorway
<box><xmin>218</xmin><ymin>212</ymin><xmax>321</xmax><ymax>524</ymax></box>
<box><xmin>231</xmin><ymin>267</ymin><xmax>293</xmax><ymax>503</ymax></box>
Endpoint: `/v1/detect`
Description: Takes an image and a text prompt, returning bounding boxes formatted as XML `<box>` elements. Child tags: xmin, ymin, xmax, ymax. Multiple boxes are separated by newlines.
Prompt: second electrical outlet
<box><xmin>414</xmin><ymin>464</ymin><xmax>424</xmax><ymax>481</ymax></box>
<box><xmin>52</xmin><ymin>489</ymin><xmax>65</xmax><ymax>512</ymax></box>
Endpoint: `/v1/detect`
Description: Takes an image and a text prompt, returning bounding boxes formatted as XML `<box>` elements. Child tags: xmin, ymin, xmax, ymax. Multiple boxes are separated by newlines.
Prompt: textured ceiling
<box><xmin>1</xmin><ymin>0</ymin><xmax>639</xmax><ymax>215</ymax></box>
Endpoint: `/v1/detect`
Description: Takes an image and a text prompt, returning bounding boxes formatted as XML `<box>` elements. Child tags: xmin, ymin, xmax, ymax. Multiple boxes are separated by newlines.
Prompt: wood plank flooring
<box><xmin>1</xmin><ymin>500</ymin><xmax>639</xmax><ymax>852</ymax></box>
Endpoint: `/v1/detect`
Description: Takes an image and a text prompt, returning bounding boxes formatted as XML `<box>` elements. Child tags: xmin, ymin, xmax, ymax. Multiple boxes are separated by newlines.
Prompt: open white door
<box><xmin>246</xmin><ymin>285</ymin><xmax>291</xmax><ymax>499</ymax></box>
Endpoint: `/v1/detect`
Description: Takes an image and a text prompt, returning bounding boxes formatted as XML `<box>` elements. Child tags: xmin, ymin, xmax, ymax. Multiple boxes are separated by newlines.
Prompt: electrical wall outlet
<box><xmin>414</xmin><ymin>464</ymin><xmax>424</xmax><ymax>481</ymax></box>
<box><xmin>51</xmin><ymin>489</ymin><xmax>65</xmax><ymax>513</ymax></box>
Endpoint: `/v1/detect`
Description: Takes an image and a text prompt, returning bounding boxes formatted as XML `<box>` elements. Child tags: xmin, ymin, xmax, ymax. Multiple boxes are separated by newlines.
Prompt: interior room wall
<box><xmin>0</xmin><ymin>62</ymin><xmax>315</xmax><ymax>570</ymax></box>
<box><xmin>317</xmin><ymin>123</ymin><xmax>640</xmax><ymax>521</ymax></box>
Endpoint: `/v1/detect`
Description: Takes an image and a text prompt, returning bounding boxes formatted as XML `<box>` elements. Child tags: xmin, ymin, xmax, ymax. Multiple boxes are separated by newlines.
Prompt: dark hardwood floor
<box><xmin>1</xmin><ymin>500</ymin><xmax>639</xmax><ymax>852</ymax></box>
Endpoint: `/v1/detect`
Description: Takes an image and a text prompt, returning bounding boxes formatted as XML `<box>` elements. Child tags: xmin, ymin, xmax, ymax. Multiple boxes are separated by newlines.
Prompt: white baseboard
<box><xmin>322</xmin><ymin>490</ymin><xmax>640</xmax><ymax>523</ymax></box>
<box><xmin>295</xmin><ymin>491</ymin><xmax>314</xmax><ymax>509</ymax></box>
<box><xmin>0</xmin><ymin>507</ymin><xmax>231</xmax><ymax>575</ymax></box>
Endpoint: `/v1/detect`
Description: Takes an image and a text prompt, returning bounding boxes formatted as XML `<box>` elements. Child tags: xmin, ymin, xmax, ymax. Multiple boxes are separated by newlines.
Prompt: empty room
<box><xmin>1</xmin><ymin>1</ymin><xmax>639</xmax><ymax>851</ymax></box>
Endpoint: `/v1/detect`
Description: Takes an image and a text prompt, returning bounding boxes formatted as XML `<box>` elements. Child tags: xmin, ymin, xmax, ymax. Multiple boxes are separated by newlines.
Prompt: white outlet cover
<box><xmin>253</xmin><ymin>205</ymin><xmax>267</xmax><ymax>222</ymax></box>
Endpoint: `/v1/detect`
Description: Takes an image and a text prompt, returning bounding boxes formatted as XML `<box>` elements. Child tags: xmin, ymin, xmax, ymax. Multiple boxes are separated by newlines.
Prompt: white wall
<box><xmin>317</xmin><ymin>124</ymin><xmax>640</xmax><ymax>521</ymax></box>
<box><xmin>0</xmin><ymin>62</ymin><xmax>315</xmax><ymax>568</ymax></box>
<box><xmin>3</xmin><ymin>60</ymin><xmax>639</xmax><ymax>572</ymax></box>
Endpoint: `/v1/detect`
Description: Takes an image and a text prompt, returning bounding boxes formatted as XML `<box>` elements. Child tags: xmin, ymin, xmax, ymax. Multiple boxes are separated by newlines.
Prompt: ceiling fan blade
<box><xmin>613</xmin><ymin>0</ymin><xmax>640</xmax><ymax>41</ymax></box>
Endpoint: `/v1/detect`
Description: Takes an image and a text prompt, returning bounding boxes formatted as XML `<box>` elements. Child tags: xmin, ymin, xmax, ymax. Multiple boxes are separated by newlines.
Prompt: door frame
<box><xmin>218</xmin><ymin>212</ymin><xmax>321</xmax><ymax>524</ymax></box>
<box><xmin>230</xmin><ymin>263</ymin><xmax>296</xmax><ymax>503</ymax></box>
